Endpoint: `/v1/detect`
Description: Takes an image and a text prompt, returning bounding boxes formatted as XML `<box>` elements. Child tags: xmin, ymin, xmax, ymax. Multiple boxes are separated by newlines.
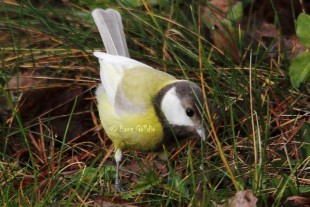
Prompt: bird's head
<box><xmin>156</xmin><ymin>80</ymin><xmax>207</xmax><ymax>142</ymax></box>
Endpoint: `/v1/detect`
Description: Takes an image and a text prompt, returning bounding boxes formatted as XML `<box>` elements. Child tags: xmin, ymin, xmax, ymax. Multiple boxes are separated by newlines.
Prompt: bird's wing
<box><xmin>94</xmin><ymin>52</ymin><xmax>176</xmax><ymax>115</ymax></box>
<box><xmin>93</xmin><ymin>8</ymin><xmax>176</xmax><ymax>115</ymax></box>
<box><xmin>92</xmin><ymin>8</ymin><xmax>129</xmax><ymax>57</ymax></box>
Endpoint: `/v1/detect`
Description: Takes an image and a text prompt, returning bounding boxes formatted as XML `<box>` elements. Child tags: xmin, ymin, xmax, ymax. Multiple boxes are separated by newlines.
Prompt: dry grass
<box><xmin>0</xmin><ymin>1</ymin><xmax>309</xmax><ymax>206</ymax></box>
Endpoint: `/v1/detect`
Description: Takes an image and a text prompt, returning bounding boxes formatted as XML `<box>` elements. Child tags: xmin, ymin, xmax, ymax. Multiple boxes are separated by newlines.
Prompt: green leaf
<box><xmin>296</xmin><ymin>13</ymin><xmax>310</xmax><ymax>48</ymax></box>
<box><xmin>227</xmin><ymin>1</ymin><xmax>243</xmax><ymax>22</ymax></box>
<box><xmin>289</xmin><ymin>51</ymin><xmax>310</xmax><ymax>88</ymax></box>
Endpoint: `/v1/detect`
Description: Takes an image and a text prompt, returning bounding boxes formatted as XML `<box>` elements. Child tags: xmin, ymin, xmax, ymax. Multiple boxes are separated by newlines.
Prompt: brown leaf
<box><xmin>283</xmin><ymin>36</ymin><xmax>308</xmax><ymax>59</ymax></box>
<box><xmin>202</xmin><ymin>0</ymin><xmax>241</xmax><ymax>63</ymax></box>
<box><xmin>285</xmin><ymin>196</ymin><xmax>310</xmax><ymax>207</ymax></box>
<box><xmin>228</xmin><ymin>190</ymin><xmax>257</xmax><ymax>207</ymax></box>
<box><xmin>124</xmin><ymin>157</ymin><xmax>167</xmax><ymax>183</ymax></box>
<box><xmin>214</xmin><ymin>190</ymin><xmax>257</xmax><ymax>207</ymax></box>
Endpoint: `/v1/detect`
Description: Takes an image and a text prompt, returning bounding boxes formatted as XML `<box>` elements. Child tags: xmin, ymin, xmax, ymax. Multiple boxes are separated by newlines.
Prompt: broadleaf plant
<box><xmin>289</xmin><ymin>13</ymin><xmax>310</xmax><ymax>88</ymax></box>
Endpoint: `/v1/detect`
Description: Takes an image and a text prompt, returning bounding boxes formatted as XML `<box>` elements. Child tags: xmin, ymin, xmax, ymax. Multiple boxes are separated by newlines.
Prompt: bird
<box><xmin>92</xmin><ymin>8</ymin><xmax>208</xmax><ymax>191</ymax></box>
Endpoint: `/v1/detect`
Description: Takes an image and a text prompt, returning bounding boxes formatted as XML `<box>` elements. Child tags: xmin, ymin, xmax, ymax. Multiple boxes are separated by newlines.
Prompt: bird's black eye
<box><xmin>186</xmin><ymin>108</ymin><xmax>194</xmax><ymax>117</ymax></box>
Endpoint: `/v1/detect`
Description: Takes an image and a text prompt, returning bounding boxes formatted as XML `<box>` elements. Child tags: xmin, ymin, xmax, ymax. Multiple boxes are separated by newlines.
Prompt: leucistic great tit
<box><xmin>92</xmin><ymin>8</ymin><xmax>208</xmax><ymax>191</ymax></box>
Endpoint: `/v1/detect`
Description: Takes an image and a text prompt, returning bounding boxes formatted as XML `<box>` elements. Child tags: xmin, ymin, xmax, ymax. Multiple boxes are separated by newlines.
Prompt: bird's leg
<box><xmin>114</xmin><ymin>148</ymin><xmax>123</xmax><ymax>192</ymax></box>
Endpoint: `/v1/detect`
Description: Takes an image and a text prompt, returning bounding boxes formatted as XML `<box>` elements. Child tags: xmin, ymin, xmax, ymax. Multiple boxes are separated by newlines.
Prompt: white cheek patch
<box><xmin>161</xmin><ymin>87</ymin><xmax>195</xmax><ymax>127</ymax></box>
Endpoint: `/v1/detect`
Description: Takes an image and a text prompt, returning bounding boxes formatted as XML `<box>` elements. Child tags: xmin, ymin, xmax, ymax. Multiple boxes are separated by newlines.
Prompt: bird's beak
<box><xmin>196</xmin><ymin>128</ymin><xmax>206</xmax><ymax>141</ymax></box>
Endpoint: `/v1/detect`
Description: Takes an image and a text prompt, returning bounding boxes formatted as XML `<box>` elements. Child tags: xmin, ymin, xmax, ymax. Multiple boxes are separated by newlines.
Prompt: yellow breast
<box><xmin>97</xmin><ymin>90</ymin><xmax>164</xmax><ymax>151</ymax></box>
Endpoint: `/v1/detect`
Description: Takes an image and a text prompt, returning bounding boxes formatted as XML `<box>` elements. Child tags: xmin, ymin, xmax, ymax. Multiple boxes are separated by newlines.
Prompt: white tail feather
<box><xmin>92</xmin><ymin>8</ymin><xmax>129</xmax><ymax>57</ymax></box>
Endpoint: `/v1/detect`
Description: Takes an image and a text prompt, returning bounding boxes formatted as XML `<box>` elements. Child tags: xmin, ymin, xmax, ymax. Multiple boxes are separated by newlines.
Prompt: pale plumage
<box><xmin>92</xmin><ymin>9</ymin><xmax>129</xmax><ymax>57</ymax></box>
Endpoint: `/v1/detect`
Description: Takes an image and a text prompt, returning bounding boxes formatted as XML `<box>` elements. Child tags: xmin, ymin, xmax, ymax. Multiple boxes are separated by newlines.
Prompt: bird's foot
<box><xmin>114</xmin><ymin>182</ymin><xmax>125</xmax><ymax>193</ymax></box>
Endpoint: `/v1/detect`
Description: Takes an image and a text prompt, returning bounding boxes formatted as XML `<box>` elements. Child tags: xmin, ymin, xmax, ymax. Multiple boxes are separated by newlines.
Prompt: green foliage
<box><xmin>289</xmin><ymin>13</ymin><xmax>310</xmax><ymax>88</ymax></box>
<box><xmin>227</xmin><ymin>1</ymin><xmax>243</xmax><ymax>22</ymax></box>
<box><xmin>71</xmin><ymin>0</ymin><xmax>167</xmax><ymax>10</ymax></box>
<box><xmin>289</xmin><ymin>51</ymin><xmax>310</xmax><ymax>88</ymax></box>
<box><xmin>296</xmin><ymin>13</ymin><xmax>310</xmax><ymax>48</ymax></box>
<box><xmin>71</xmin><ymin>0</ymin><xmax>111</xmax><ymax>10</ymax></box>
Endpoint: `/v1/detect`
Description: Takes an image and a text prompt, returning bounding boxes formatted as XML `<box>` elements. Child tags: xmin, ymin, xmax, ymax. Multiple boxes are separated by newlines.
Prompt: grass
<box><xmin>0</xmin><ymin>0</ymin><xmax>309</xmax><ymax>206</ymax></box>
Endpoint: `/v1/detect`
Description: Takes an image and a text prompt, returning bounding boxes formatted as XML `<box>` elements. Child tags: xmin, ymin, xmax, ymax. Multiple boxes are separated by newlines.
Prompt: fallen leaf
<box><xmin>228</xmin><ymin>190</ymin><xmax>257</xmax><ymax>207</ymax></box>
<box><xmin>202</xmin><ymin>0</ymin><xmax>241</xmax><ymax>63</ymax></box>
<box><xmin>285</xmin><ymin>196</ymin><xmax>310</xmax><ymax>207</ymax></box>
<box><xmin>214</xmin><ymin>190</ymin><xmax>257</xmax><ymax>207</ymax></box>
